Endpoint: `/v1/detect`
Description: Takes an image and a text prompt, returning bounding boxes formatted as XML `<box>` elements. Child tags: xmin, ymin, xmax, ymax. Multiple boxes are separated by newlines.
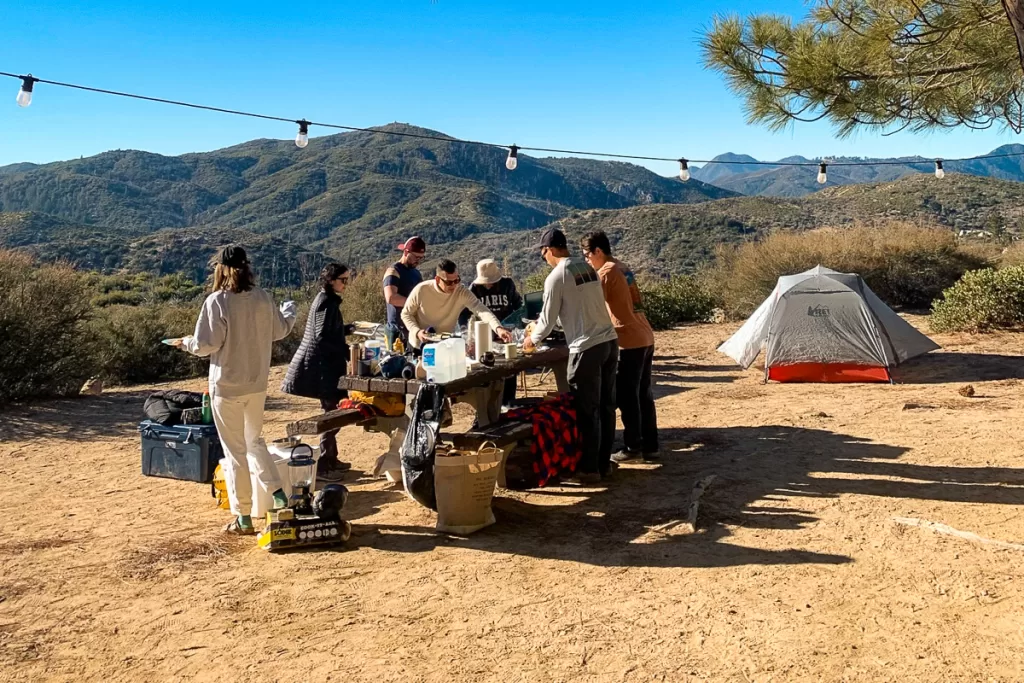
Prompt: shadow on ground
<box><xmin>0</xmin><ymin>391</ymin><xmax>154</xmax><ymax>442</ymax></box>
<box><xmin>894</xmin><ymin>352</ymin><xmax>1024</xmax><ymax>384</ymax></box>
<box><xmin>349</xmin><ymin>423</ymin><xmax>1024</xmax><ymax>569</ymax></box>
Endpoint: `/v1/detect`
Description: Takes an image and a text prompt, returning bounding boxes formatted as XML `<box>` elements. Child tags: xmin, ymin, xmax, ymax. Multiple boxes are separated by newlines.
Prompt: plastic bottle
<box><xmin>201</xmin><ymin>391</ymin><xmax>213</xmax><ymax>424</ymax></box>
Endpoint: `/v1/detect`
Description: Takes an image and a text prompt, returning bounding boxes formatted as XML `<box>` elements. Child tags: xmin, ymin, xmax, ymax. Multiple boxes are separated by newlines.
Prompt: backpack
<box><xmin>143</xmin><ymin>390</ymin><xmax>204</xmax><ymax>426</ymax></box>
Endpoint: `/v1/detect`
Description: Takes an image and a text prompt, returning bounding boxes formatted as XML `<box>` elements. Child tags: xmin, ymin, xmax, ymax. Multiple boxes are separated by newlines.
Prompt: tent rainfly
<box><xmin>718</xmin><ymin>266</ymin><xmax>939</xmax><ymax>383</ymax></box>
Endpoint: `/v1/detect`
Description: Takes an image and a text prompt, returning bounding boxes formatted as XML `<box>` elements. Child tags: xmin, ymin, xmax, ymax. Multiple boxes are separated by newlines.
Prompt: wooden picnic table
<box><xmin>285</xmin><ymin>343</ymin><xmax>569</xmax><ymax>486</ymax></box>
<box><xmin>287</xmin><ymin>344</ymin><xmax>569</xmax><ymax>436</ymax></box>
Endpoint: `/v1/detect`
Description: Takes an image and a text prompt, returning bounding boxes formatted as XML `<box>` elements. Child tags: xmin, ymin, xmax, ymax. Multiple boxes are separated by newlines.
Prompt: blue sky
<box><xmin>2</xmin><ymin>0</ymin><xmax>1019</xmax><ymax>176</ymax></box>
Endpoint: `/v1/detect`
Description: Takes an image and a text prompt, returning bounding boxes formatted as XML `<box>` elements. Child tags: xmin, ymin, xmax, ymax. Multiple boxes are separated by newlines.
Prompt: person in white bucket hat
<box><xmin>459</xmin><ymin>258</ymin><xmax>523</xmax><ymax>405</ymax></box>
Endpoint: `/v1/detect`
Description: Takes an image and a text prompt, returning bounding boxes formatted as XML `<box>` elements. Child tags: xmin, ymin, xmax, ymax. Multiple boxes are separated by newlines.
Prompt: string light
<box><xmin>3</xmin><ymin>70</ymin><xmax>1022</xmax><ymax>182</ymax></box>
<box><xmin>295</xmin><ymin>119</ymin><xmax>310</xmax><ymax>149</ymax></box>
<box><xmin>505</xmin><ymin>145</ymin><xmax>518</xmax><ymax>171</ymax></box>
<box><xmin>16</xmin><ymin>74</ymin><xmax>35</xmax><ymax>107</ymax></box>
<box><xmin>678</xmin><ymin>158</ymin><xmax>690</xmax><ymax>182</ymax></box>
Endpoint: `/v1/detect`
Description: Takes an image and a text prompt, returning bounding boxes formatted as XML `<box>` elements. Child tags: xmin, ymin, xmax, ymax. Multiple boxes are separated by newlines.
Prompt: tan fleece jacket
<box><xmin>401</xmin><ymin>280</ymin><xmax>502</xmax><ymax>348</ymax></box>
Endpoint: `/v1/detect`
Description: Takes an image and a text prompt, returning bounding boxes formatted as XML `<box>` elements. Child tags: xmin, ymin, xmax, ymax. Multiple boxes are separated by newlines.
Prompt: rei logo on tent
<box><xmin>807</xmin><ymin>304</ymin><xmax>830</xmax><ymax>318</ymax></box>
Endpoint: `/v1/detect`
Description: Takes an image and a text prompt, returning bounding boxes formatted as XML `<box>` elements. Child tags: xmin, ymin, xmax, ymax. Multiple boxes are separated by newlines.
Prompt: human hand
<box><xmin>496</xmin><ymin>327</ymin><xmax>512</xmax><ymax>343</ymax></box>
<box><xmin>417</xmin><ymin>330</ymin><xmax>430</xmax><ymax>343</ymax></box>
<box><xmin>523</xmin><ymin>336</ymin><xmax>536</xmax><ymax>353</ymax></box>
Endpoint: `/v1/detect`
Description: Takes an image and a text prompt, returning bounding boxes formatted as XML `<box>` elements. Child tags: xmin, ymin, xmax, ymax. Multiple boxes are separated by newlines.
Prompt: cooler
<box><xmin>139</xmin><ymin>420</ymin><xmax>222</xmax><ymax>483</ymax></box>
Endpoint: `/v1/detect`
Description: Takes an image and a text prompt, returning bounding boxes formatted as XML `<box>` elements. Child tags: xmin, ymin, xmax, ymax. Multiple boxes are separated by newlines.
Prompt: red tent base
<box><xmin>768</xmin><ymin>363</ymin><xmax>891</xmax><ymax>383</ymax></box>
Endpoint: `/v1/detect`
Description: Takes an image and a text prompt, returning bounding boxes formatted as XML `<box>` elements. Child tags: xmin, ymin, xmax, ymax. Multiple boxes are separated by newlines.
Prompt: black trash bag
<box><xmin>312</xmin><ymin>484</ymin><xmax>349</xmax><ymax>521</ymax></box>
<box><xmin>401</xmin><ymin>383</ymin><xmax>446</xmax><ymax>511</ymax></box>
<box><xmin>143</xmin><ymin>390</ymin><xmax>204</xmax><ymax>426</ymax></box>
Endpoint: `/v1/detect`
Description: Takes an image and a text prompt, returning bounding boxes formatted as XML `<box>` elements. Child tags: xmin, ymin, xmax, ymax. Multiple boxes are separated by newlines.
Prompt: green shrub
<box><xmin>930</xmin><ymin>266</ymin><xmax>1024</xmax><ymax>333</ymax></box>
<box><xmin>89</xmin><ymin>304</ymin><xmax>208</xmax><ymax>384</ymax></box>
<box><xmin>523</xmin><ymin>268</ymin><xmax>548</xmax><ymax>294</ymax></box>
<box><xmin>0</xmin><ymin>251</ymin><xmax>97</xmax><ymax>403</ymax></box>
<box><xmin>91</xmin><ymin>290</ymin><xmax>145</xmax><ymax>307</ymax></box>
<box><xmin>342</xmin><ymin>265</ymin><xmax>387</xmax><ymax>324</ymax></box>
<box><xmin>638</xmin><ymin>275</ymin><xmax>716</xmax><ymax>330</ymax></box>
<box><xmin>708</xmin><ymin>222</ymin><xmax>988</xmax><ymax>319</ymax></box>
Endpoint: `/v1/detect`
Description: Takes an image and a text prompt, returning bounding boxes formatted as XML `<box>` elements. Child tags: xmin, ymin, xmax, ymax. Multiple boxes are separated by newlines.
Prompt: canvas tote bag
<box><xmin>434</xmin><ymin>441</ymin><xmax>501</xmax><ymax>535</ymax></box>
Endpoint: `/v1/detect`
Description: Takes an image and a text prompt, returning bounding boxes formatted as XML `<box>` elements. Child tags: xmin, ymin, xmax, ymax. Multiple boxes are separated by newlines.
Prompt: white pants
<box><xmin>211</xmin><ymin>392</ymin><xmax>283</xmax><ymax>517</ymax></box>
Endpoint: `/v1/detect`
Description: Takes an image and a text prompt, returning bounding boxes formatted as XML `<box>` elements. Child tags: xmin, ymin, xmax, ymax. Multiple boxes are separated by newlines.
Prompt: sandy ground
<box><xmin>1</xmin><ymin>316</ymin><xmax>1023</xmax><ymax>682</ymax></box>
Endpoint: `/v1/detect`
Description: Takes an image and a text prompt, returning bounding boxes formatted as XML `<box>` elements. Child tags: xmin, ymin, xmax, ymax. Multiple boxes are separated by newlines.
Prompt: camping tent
<box><xmin>718</xmin><ymin>266</ymin><xmax>939</xmax><ymax>382</ymax></box>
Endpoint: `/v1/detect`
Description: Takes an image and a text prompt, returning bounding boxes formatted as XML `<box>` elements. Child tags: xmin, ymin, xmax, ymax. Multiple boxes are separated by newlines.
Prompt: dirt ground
<box><xmin>1</xmin><ymin>316</ymin><xmax>1023</xmax><ymax>682</ymax></box>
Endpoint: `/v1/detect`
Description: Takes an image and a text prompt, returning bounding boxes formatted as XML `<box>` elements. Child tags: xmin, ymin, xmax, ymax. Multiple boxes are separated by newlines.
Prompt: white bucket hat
<box><xmin>474</xmin><ymin>259</ymin><xmax>502</xmax><ymax>285</ymax></box>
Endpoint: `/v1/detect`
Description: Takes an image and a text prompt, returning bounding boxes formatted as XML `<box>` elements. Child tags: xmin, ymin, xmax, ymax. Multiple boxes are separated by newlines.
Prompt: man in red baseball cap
<box><xmin>383</xmin><ymin>236</ymin><xmax>426</xmax><ymax>341</ymax></box>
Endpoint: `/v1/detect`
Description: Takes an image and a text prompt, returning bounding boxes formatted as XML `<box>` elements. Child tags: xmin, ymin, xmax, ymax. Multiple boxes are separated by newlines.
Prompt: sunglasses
<box><xmin>437</xmin><ymin>276</ymin><xmax>461</xmax><ymax>285</ymax></box>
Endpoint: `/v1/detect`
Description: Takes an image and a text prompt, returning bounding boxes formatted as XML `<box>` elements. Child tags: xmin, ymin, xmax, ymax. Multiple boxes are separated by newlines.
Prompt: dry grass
<box><xmin>707</xmin><ymin>221</ymin><xmax>989</xmax><ymax>318</ymax></box>
<box><xmin>117</xmin><ymin>537</ymin><xmax>236</xmax><ymax>581</ymax></box>
<box><xmin>998</xmin><ymin>241</ymin><xmax>1024</xmax><ymax>268</ymax></box>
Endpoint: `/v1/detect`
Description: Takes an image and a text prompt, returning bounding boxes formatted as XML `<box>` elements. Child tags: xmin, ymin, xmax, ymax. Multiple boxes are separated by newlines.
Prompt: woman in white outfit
<box><xmin>176</xmin><ymin>246</ymin><xmax>298</xmax><ymax>534</ymax></box>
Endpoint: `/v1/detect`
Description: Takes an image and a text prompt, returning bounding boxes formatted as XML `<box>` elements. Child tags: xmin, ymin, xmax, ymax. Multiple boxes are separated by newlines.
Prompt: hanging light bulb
<box><xmin>505</xmin><ymin>145</ymin><xmax>519</xmax><ymax>171</ymax></box>
<box><xmin>934</xmin><ymin>159</ymin><xmax>945</xmax><ymax>179</ymax></box>
<box><xmin>817</xmin><ymin>162</ymin><xmax>828</xmax><ymax>184</ymax></box>
<box><xmin>678</xmin><ymin>158</ymin><xmax>691</xmax><ymax>182</ymax></box>
<box><xmin>295</xmin><ymin>120</ymin><xmax>310</xmax><ymax>148</ymax></box>
<box><xmin>16</xmin><ymin>75</ymin><xmax>36</xmax><ymax>108</ymax></box>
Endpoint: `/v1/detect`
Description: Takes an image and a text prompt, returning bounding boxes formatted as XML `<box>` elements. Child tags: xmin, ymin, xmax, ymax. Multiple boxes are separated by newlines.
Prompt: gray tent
<box><xmin>718</xmin><ymin>266</ymin><xmax>939</xmax><ymax>382</ymax></box>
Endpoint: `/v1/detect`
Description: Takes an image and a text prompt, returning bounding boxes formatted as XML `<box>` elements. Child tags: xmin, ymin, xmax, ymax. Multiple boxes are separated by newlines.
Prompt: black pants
<box><xmin>568</xmin><ymin>339</ymin><xmax>619</xmax><ymax>476</ymax></box>
<box><xmin>319</xmin><ymin>396</ymin><xmax>347</xmax><ymax>465</ymax></box>
<box><xmin>617</xmin><ymin>345</ymin><xmax>658</xmax><ymax>453</ymax></box>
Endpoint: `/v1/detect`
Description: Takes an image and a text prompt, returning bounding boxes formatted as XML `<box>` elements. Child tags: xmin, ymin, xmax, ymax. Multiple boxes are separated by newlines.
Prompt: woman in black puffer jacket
<box><xmin>282</xmin><ymin>263</ymin><xmax>353</xmax><ymax>482</ymax></box>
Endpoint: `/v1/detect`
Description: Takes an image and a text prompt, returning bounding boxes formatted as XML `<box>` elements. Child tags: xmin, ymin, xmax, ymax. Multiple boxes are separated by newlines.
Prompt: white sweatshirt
<box><xmin>184</xmin><ymin>288</ymin><xmax>297</xmax><ymax>398</ymax></box>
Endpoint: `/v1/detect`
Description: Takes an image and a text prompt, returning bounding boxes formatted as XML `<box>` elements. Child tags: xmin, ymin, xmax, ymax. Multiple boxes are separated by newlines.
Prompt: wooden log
<box><xmin>683</xmin><ymin>475</ymin><xmax>717</xmax><ymax>533</ymax></box>
<box><xmin>648</xmin><ymin>475</ymin><xmax>716</xmax><ymax>536</ymax></box>
<box><xmin>285</xmin><ymin>408</ymin><xmax>369</xmax><ymax>437</ymax></box>
<box><xmin>893</xmin><ymin>517</ymin><xmax>1024</xmax><ymax>552</ymax></box>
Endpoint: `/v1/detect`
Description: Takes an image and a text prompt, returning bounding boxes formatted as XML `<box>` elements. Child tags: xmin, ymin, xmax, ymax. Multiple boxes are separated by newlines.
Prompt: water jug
<box><xmin>422</xmin><ymin>337</ymin><xmax>468</xmax><ymax>383</ymax></box>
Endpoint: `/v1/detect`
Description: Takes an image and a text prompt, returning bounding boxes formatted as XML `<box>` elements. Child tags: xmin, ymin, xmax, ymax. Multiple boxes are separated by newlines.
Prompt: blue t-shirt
<box><xmin>383</xmin><ymin>261</ymin><xmax>423</xmax><ymax>329</ymax></box>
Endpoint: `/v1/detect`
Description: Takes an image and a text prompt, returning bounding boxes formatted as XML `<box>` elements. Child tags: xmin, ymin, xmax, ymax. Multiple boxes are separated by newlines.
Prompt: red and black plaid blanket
<box><xmin>505</xmin><ymin>393</ymin><xmax>581</xmax><ymax>487</ymax></box>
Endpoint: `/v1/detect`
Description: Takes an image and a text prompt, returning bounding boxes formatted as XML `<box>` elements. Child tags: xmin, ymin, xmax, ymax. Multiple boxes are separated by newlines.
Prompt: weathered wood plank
<box><xmin>285</xmin><ymin>408</ymin><xmax>369</xmax><ymax>437</ymax></box>
<box><xmin>369</xmin><ymin>378</ymin><xmax>391</xmax><ymax>393</ymax></box>
<box><xmin>440</xmin><ymin>422</ymin><xmax>533</xmax><ymax>449</ymax></box>
<box><xmin>336</xmin><ymin>345</ymin><xmax>568</xmax><ymax>396</ymax></box>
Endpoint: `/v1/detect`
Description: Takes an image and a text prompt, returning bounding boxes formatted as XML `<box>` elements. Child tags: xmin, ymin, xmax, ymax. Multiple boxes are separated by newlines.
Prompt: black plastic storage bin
<box><xmin>139</xmin><ymin>420</ymin><xmax>222</xmax><ymax>483</ymax></box>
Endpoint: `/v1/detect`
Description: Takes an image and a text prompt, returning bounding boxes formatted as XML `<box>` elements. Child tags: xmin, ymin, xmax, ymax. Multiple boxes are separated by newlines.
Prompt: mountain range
<box><xmin>0</xmin><ymin>123</ymin><xmax>732</xmax><ymax>281</ymax></box>
<box><xmin>1</xmin><ymin>125</ymin><xmax>1022</xmax><ymax>285</ymax></box>
<box><xmin>691</xmin><ymin>145</ymin><xmax>1024</xmax><ymax>197</ymax></box>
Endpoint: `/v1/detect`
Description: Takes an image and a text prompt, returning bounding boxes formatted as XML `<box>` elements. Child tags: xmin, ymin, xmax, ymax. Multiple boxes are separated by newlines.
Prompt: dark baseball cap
<box><xmin>534</xmin><ymin>227</ymin><xmax>567</xmax><ymax>249</ymax></box>
<box><xmin>397</xmin><ymin>236</ymin><xmax>426</xmax><ymax>253</ymax></box>
<box><xmin>218</xmin><ymin>245</ymin><xmax>249</xmax><ymax>268</ymax></box>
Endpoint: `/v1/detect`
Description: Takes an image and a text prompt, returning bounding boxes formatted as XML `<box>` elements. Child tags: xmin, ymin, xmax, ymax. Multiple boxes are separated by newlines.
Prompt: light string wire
<box><xmin>4</xmin><ymin>71</ymin><xmax>1022</xmax><ymax>169</ymax></box>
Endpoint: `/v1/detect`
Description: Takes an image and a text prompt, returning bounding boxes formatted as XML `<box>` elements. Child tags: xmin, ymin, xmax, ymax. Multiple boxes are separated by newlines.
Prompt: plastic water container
<box><xmin>364</xmin><ymin>339</ymin><xmax>384</xmax><ymax>361</ymax></box>
<box><xmin>422</xmin><ymin>337</ymin><xmax>468</xmax><ymax>383</ymax></box>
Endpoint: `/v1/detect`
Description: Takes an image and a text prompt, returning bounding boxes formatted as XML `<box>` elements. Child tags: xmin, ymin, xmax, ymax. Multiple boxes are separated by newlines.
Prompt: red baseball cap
<box><xmin>397</xmin><ymin>236</ymin><xmax>426</xmax><ymax>253</ymax></box>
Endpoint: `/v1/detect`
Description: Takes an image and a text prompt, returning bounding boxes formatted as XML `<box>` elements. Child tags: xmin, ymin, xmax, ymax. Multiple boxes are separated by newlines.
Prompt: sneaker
<box><xmin>641</xmin><ymin>451</ymin><xmax>660</xmax><ymax>462</ymax></box>
<box><xmin>611</xmin><ymin>449</ymin><xmax>642</xmax><ymax>463</ymax></box>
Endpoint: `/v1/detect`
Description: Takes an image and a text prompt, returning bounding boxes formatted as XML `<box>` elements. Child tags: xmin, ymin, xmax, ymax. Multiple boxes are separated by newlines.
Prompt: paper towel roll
<box><xmin>473</xmin><ymin>320</ymin><xmax>492</xmax><ymax>361</ymax></box>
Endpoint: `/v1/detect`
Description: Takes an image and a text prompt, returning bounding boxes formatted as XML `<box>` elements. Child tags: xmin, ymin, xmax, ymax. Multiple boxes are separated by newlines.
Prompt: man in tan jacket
<box><xmin>402</xmin><ymin>259</ymin><xmax>513</xmax><ymax>348</ymax></box>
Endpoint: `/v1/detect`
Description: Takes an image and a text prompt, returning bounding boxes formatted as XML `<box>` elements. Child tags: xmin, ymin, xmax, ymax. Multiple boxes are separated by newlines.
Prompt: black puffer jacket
<box><xmin>281</xmin><ymin>290</ymin><xmax>350</xmax><ymax>402</ymax></box>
